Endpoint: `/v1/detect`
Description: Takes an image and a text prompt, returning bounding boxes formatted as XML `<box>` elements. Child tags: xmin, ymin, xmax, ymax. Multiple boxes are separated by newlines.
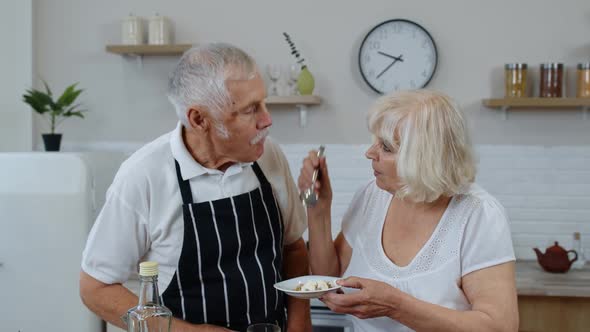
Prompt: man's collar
<box><xmin>169</xmin><ymin>122</ymin><xmax>253</xmax><ymax>180</ymax></box>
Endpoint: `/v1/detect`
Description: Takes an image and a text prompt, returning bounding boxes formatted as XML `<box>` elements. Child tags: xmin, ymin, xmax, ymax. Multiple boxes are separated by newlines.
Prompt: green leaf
<box><xmin>23</xmin><ymin>89</ymin><xmax>57</xmax><ymax>114</ymax></box>
<box><xmin>42</xmin><ymin>80</ymin><xmax>52</xmax><ymax>96</ymax></box>
<box><xmin>63</xmin><ymin>105</ymin><xmax>86</xmax><ymax>117</ymax></box>
<box><xmin>63</xmin><ymin>103</ymin><xmax>81</xmax><ymax>114</ymax></box>
<box><xmin>57</xmin><ymin>83</ymin><xmax>83</xmax><ymax>107</ymax></box>
<box><xmin>23</xmin><ymin>94</ymin><xmax>49</xmax><ymax>114</ymax></box>
<box><xmin>66</xmin><ymin>111</ymin><xmax>85</xmax><ymax>119</ymax></box>
<box><xmin>29</xmin><ymin>89</ymin><xmax>54</xmax><ymax>106</ymax></box>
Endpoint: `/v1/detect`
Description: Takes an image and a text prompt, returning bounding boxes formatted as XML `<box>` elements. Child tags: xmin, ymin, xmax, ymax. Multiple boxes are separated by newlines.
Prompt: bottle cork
<box><xmin>139</xmin><ymin>261</ymin><xmax>159</xmax><ymax>277</ymax></box>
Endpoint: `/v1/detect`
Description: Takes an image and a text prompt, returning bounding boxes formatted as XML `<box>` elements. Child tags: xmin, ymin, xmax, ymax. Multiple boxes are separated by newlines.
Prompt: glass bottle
<box><xmin>576</xmin><ymin>63</ymin><xmax>590</xmax><ymax>98</ymax></box>
<box><xmin>127</xmin><ymin>261</ymin><xmax>172</xmax><ymax>332</ymax></box>
<box><xmin>504</xmin><ymin>63</ymin><xmax>527</xmax><ymax>97</ymax></box>
<box><xmin>572</xmin><ymin>232</ymin><xmax>586</xmax><ymax>269</ymax></box>
<box><xmin>539</xmin><ymin>63</ymin><xmax>564</xmax><ymax>98</ymax></box>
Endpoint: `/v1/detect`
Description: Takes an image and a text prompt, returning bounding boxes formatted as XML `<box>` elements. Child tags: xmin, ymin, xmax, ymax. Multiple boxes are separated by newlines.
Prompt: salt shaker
<box><xmin>572</xmin><ymin>232</ymin><xmax>586</xmax><ymax>269</ymax></box>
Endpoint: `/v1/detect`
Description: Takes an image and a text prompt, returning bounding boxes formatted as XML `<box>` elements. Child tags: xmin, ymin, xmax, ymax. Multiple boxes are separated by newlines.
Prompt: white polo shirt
<box><xmin>81</xmin><ymin>122</ymin><xmax>307</xmax><ymax>292</ymax></box>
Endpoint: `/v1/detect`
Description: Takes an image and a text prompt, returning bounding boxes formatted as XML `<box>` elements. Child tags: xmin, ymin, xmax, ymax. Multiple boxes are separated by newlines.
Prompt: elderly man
<box><xmin>80</xmin><ymin>43</ymin><xmax>311</xmax><ymax>332</ymax></box>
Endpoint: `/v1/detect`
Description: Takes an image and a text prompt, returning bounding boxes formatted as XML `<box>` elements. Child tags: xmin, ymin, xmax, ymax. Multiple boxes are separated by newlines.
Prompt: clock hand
<box><xmin>376</xmin><ymin>55</ymin><xmax>404</xmax><ymax>79</ymax></box>
<box><xmin>376</xmin><ymin>59</ymin><xmax>397</xmax><ymax>79</ymax></box>
<box><xmin>378</xmin><ymin>51</ymin><xmax>404</xmax><ymax>62</ymax></box>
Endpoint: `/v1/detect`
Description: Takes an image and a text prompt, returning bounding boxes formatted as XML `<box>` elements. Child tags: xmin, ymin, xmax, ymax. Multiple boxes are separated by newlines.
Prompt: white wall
<box><xmin>32</xmin><ymin>0</ymin><xmax>590</xmax><ymax>148</ymax></box>
<box><xmin>0</xmin><ymin>0</ymin><xmax>32</xmax><ymax>151</ymax></box>
<box><xmin>32</xmin><ymin>0</ymin><xmax>590</xmax><ymax>260</ymax></box>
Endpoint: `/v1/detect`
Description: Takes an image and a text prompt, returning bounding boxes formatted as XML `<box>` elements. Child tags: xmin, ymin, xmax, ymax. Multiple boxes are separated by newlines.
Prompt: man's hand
<box><xmin>283</xmin><ymin>238</ymin><xmax>312</xmax><ymax>332</ymax></box>
<box><xmin>80</xmin><ymin>271</ymin><xmax>237</xmax><ymax>332</ymax></box>
<box><xmin>79</xmin><ymin>271</ymin><xmax>139</xmax><ymax>329</ymax></box>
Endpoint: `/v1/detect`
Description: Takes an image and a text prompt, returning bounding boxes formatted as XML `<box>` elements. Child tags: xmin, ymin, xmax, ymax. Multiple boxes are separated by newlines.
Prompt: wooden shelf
<box><xmin>104</xmin><ymin>44</ymin><xmax>322</xmax><ymax>126</ymax></box>
<box><xmin>265</xmin><ymin>95</ymin><xmax>322</xmax><ymax>127</ymax></box>
<box><xmin>105</xmin><ymin>44</ymin><xmax>193</xmax><ymax>56</ymax></box>
<box><xmin>265</xmin><ymin>95</ymin><xmax>321</xmax><ymax>105</ymax></box>
<box><xmin>482</xmin><ymin>97</ymin><xmax>590</xmax><ymax>120</ymax></box>
<box><xmin>482</xmin><ymin>97</ymin><xmax>590</xmax><ymax>109</ymax></box>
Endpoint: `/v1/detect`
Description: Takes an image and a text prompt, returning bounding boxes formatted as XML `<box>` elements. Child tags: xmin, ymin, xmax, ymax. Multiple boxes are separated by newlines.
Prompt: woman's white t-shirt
<box><xmin>341</xmin><ymin>180</ymin><xmax>515</xmax><ymax>332</ymax></box>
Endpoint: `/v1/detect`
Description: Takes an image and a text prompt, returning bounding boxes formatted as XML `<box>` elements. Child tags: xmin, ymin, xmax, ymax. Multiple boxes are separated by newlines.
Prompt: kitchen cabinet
<box><xmin>518</xmin><ymin>296</ymin><xmax>590</xmax><ymax>332</ymax></box>
<box><xmin>516</xmin><ymin>260</ymin><xmax>590</xmax><ymax>332</ymax></box>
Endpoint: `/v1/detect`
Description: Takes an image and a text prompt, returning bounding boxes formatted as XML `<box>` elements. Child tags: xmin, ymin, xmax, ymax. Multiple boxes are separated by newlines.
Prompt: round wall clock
<box><xmin>358</xmin><ymin>19</ymin><xmax>438</xmax><ymax>94</ymax></box>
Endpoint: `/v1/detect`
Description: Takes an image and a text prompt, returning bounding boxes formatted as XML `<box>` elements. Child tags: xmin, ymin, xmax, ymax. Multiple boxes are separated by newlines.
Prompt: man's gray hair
<box><xmin>167</xmin><ymin>43</ymin><xmax>257</xmax><ymax>126</ymax></box>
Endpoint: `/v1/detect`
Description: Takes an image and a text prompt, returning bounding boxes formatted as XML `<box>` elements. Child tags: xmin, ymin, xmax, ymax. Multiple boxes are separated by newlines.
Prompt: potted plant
<box><xmin>283</xmin><ymin>32</ymin><xmax>315</xmax><ymax>95</ymax></box>
<box><xmin>22</xmin><ymin>81</ymin><xmax>86</xmax><ymax>151</ymax></box>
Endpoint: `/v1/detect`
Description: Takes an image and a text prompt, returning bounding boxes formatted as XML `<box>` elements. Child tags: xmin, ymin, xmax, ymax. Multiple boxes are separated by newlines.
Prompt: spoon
<box><xmin>300</xmin><ymin>145</ymin><xmax>325</xmax><ymax>207</ymax></box>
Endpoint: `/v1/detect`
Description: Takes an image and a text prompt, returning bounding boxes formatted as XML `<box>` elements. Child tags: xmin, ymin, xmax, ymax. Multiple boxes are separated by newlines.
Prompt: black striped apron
<box><xmin>162</xmin><ymin>160</ymin><xmax>286</xmax><ymax>332</ymax></box>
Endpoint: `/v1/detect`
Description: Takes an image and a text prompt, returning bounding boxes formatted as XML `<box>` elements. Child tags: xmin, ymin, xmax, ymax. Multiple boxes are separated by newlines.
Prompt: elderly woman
<box><xmin>298</xmin><ymin>90</ymin><xmax>518</xmax><ymax>332</ymax></box>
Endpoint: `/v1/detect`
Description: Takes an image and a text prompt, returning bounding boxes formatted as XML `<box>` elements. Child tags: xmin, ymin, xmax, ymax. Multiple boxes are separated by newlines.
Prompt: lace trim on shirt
<box><xmin>357</xmin><ymin>191</ymin><xmax>480</xmax><ymax>279</ymax></box>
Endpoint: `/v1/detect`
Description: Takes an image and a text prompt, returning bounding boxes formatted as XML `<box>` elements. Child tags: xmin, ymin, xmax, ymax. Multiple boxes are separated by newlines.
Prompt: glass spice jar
<box><xmin>504</xmin><ymin>63</ymin><xmax>528</xmax><ymax>97</ymax></box>
<box><xmin>539</xmin><ymin>63</ymin><xmax>564</xmax><ymax>98</ymax></box>
<box><xmin>577</xmin><ymin>63</ymin><xmax>590</xmax><ymax>98</ymax></box>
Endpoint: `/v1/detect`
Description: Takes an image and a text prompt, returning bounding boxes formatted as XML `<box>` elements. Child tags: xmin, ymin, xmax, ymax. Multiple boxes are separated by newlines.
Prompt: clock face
<box><xmin>358</xmin><ymin>19</ymin><xmax>438</xmax><ymax>94</ymax></box>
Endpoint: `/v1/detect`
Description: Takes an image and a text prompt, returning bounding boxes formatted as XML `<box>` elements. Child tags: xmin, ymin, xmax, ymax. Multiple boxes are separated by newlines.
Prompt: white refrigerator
<box><xmin>0</xmin><ymin>153</ymin><xmax>102</xmax><ymax>332</ymax></box>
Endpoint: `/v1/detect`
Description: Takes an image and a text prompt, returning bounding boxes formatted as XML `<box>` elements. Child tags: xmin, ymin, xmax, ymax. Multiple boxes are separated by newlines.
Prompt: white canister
<box><xmin>148</xmin><ymin>13</ymin><xmax>171</xmax><ymax>45</ymax></box>
<box><xmin>121</xmin><ymin>14</ymin><xmax>144</xmax><ymax>45</ymax></box>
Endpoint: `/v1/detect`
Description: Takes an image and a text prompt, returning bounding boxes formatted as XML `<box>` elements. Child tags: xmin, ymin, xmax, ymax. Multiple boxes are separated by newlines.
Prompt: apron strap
<box><xmin>251</xmin><ymin>162</ymin><xmax>269</xmax><ymax>186</ymax></box>
<box><xmin>174</xmin><ymin>159</ymin><xmax>194</xmax><ymax>205</ymax></box>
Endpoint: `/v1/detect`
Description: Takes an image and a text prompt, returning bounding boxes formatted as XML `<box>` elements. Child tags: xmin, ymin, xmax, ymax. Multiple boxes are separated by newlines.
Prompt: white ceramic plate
<box><xmin>274</xmin><ymin>275</ymin><xmax>342</xmax><ymax>299</ymax></box>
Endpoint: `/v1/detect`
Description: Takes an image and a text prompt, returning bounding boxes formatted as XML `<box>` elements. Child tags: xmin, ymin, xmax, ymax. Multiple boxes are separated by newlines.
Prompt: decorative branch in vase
<box><xmin>283</xmin><ymin>32</ymin><xmax>315</xmax><ymax>95</ymax></box>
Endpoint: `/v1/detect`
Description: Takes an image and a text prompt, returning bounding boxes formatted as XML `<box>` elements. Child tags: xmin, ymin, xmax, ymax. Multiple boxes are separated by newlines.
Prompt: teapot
<box><xmin>533</xmin><ymin>241</ymin><xmax>578</xmax><ymax>273</ymax></box>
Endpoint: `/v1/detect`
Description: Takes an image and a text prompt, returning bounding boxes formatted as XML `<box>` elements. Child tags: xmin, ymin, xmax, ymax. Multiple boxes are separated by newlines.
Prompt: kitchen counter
<box><xmin>121</xmin><ymin>260</ymin><xmax>590</xmax><ymax>299</ymax></box>
<box><xmin>113</xmin><ymin>261</ymin><xmax>590</xmax><ymax>332</ymax></box>
<box><xmin>516</xmin><ymin>260</ymin><xmax>590</xmax><ymax>298</ymax></box>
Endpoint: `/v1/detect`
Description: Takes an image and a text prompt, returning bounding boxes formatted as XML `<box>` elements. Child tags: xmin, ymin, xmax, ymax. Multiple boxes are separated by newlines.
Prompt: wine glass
<box><xmin>288</xmin><ymin>64</ymin><xmax>301</xmax><ymax>95</ymax></box>
<box><xmin>247</xmin><ymin>323</ymin><xmax>281</xmax><ymax>332</ymax></box>
<box><xmin>267</xmin><ymin>64</ymin><xmax>281</xmax><ymax>96</ymax></box>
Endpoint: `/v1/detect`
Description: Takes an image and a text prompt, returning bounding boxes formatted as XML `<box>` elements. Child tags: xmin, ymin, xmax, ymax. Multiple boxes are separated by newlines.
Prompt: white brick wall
<box><xmin>73</xmin><ymin>142</ymin><xmax>590</xmax><ymax>261</ymax></box>
<box><xmin>280</xmin><ymin>144</ymin><xmax>590</xmax><ymax>260</ymax></box>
